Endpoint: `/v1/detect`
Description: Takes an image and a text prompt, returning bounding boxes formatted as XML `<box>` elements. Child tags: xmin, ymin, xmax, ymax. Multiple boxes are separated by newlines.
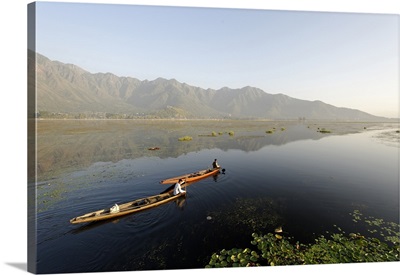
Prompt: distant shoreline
<box><xmin>32</xmin><ymin>118</ymin><xmax>398</xmax><ymax>123</ymax></box>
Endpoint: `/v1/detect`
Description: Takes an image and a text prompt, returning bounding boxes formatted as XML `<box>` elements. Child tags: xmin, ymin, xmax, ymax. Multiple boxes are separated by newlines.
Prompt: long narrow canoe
<box><xmin>70</xmin><ymin>192</ymin><xmax>185</xmax><ymax>224</ymax></box>
<box><xmin>160</xmin><ymin>167</ymin><xmax>220</xmax><ymax>184</ymax></box>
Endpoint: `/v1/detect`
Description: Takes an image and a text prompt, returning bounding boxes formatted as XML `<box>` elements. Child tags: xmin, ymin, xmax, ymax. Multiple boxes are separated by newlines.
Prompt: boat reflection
<box><xmin>175</xmin><ymin>196</ymin><xmax>186</xmax><ymax>209</ymax></box>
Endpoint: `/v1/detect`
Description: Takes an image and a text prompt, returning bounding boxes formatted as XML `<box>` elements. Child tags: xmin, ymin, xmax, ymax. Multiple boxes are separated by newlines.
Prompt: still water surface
<box><xmin>35</xmin><ymin>121</ymin><xmax>399</xmax><ymax>273</ymax></box>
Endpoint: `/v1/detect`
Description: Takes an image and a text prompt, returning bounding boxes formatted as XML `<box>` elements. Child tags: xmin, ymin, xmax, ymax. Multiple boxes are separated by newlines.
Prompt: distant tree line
<box><xmin>35</xmin><ymin>111</ymin><xmax>219</xmax><ymax>120</ymax></box>
<box><xmin>36</xmin><ymin>111</ymin><xmax>154</xmax><ymax>119</ymax></box>
<box><xmin>35</xmin><ymin>111</ymin><xmax>301</xmax><ymax>120</ymax></box>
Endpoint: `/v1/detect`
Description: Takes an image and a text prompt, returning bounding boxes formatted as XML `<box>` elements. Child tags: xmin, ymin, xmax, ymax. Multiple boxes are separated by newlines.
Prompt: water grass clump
<box><xmin>318</xmin><ymin>128</ymin><xmax>331</xmax><ymax>133</ymax></box>
<box><xmin>266</xmin><ymin>130</ymin><xmax>274</xmax><ymax>134</ymax></box>
<box><xmin>228</xmin><ymin>131</ymin><xmax>234</xmax><ymax>136</ymax></box>
<box><xmin>178</xmin><ymin>136</ymin><xmax>193</xmax><ymax>141</ymax></box>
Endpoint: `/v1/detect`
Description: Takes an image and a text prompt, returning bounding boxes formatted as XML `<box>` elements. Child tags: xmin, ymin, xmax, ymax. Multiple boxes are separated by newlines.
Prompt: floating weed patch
<box><xmin>350</xmin><ymin>210</ymin><xmax>400</xmax><ymax>245</ymax></box>
<box><xmin>207</xmin><ymin>197</ymin><xmax>285</xmax><ymax>237</ymax></box>
<box><xmin>318</xmin><ymin>128</ymin><xmax>331</xmax><ymax>133</ymax></box>
<box><xmin>206</xmin><ymin>210</ymin><xmax>400</xmax><ymax>268</ymax></box>
<box><xmin>37</xmin><ymin>181</ymin><xmax>68</xmax><ymax>212</ymax></box>
<box><xmin>199</xmin><ymin>131</ymin><xmax>231</xmax><ymax>137</ymax></box>
<box><xmin>228</xmin><ymin>131</ymin><xmax>234</xmax><ymax>136</ymax></box>
<box><xmin>178</xmin><ymin>136</ymin><xmax>193</xmax><ymax>141</ymax></box>
<box><xmin>373</xmin><ymin>130</ymin><xmax>400</xmax><ymax>147</ymax></box>
<box><xmin>198</xmin><ymin>132</ymin><xmax>218</xmax><ymax>137</ymax></box>
<box><xmin>266</xmin><ymin>130</ymin><xmax>274</xmax><ymax>134</ymax></box>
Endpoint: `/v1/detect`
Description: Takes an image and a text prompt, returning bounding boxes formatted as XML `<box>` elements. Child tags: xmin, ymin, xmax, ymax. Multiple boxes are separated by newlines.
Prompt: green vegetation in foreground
<box><xmin>178</xmin><ymin>136</ymin><xmax>193</xmax><ymax>141</ymax></box>
<box><xmin>205</xmin><ymin>210</ymin><xmax>399</xmax><ymax>268</ymax></box>
<box><xmin>228</xmin><ymin>131</ymin><xmax>234</xmax><ymax>136</ymax></box>
<box><xmin>266</xmin><ymin>130</ymin><xmax>274</xmax><ymax>134</ymax></box>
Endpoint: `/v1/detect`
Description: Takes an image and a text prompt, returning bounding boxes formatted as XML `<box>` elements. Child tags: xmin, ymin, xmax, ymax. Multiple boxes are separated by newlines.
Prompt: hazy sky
<box><xmin>35</xmin><ymin>1</ymin><xmax>399</xmax><ymax>118</ymax></box>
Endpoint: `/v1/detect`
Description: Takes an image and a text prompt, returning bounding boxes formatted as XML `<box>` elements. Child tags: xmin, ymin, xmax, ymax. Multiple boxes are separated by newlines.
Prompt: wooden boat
<box><xmin>70</xmin><ymin>192</ymin><xmax>185</xmax><ymax>224</ymax></box>
<box><xmin>160</xmin><ymin>167</ymin><xmax>220</xmax><ymax>184</ymax></box>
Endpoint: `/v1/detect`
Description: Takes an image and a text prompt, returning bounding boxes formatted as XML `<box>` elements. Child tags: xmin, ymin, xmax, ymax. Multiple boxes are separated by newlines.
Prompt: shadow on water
<box><xmin>70</xmin><ymin>217</ymin><xmax>124</xmax><ymax>235</ymax></box>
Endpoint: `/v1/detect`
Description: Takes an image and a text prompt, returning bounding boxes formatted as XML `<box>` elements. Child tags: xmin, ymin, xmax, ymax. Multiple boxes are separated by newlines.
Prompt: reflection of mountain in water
<box><xmin>36</xmin><ymin>120</ymin><xmax>370</xmax><ymax>181</ymax></box>
<box><xmin>229</xmin><ymin>124</ymin><xmax>322</xmax><ymax>152</ymax></box>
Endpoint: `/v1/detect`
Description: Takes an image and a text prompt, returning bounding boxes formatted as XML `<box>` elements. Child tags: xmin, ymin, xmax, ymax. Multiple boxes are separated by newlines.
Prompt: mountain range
<box><xmin>31</xmin><ymin>52</ymin><xmax>387</xmax><ymax>121</ymax></box>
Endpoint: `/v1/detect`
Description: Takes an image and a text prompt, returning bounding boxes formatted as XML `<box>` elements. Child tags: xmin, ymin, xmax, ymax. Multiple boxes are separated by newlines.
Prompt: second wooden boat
<box><xmin>160</xmin><ymin>167</ymin><xmax>220</xmax><ymax>184</ymax></box>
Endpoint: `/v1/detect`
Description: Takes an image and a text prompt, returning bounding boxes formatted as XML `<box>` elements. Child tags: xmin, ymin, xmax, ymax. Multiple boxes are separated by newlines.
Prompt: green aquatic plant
<box><xmin>266</xmin><ymin>130</ymin><xmax>274</xmax><ymax>134</ymax></box>
<box><xmin>207</xmin><ymin>197</ymin><xmax>284</xmax><ymax>233</ymax></box>
<box><xmin>205</xmin><ymin>210</ymin><xmax>399</xmax><ymax>268</ymax></box>
<box><xmin>178</xmin><ymin>136</ymin><xmax>193</xmax><ymax>141</ymax></box>
<box><xmin>38</xmin><ymin>184</ymin><xmax>65</xmax><ymax>212</ymax></box>
<box><xmin>198</xmin><ymin>131</ymin><xmax>219</xmax><ymax>137</ymax></box>
<box><xmin>228</xmin><ymin>131</ymin><xmax>234</xmax><ymax>136</ymax></box>
<box><xmin>318</xmin><ymin>128</ymin><xmax>331</xmax><ymax>133</ymax></box>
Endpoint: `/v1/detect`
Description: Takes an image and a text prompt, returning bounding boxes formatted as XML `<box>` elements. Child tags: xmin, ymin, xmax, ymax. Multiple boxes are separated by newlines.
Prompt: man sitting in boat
<box><xmin>173</xmin><ymin>179</ymin><xmax>186</xmax><ymax>196</ymax></box>
<box><xmin>110</xmin><ymin>203</ymin><xmax>119</xmax><ymax>213</ymax></box>
<box><xmin>212</xmin><ymin>159</ymin><xmax>220</xmax><ymax>169</ymax></box>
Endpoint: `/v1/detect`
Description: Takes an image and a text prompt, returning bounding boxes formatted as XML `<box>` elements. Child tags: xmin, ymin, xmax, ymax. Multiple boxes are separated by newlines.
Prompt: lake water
<box><xmin>34</xmin><ymin>120</ymin><xmax>399</xmax><ymax>273</ymax></box>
